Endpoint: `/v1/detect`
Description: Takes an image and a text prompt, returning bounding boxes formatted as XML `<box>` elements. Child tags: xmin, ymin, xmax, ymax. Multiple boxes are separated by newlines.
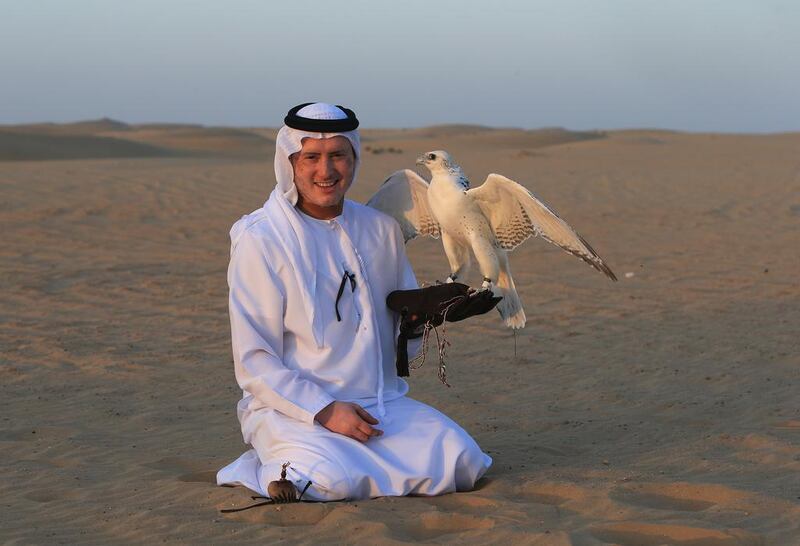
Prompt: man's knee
<box><xmin>451</xmin><ymin>431</ymin><xmax>491</xmax><ymax>491</ymax></box>
<box><xmin>296</xmin><ymin>458</ymin><xmax>353</xmax><ymax>501</ymax></box>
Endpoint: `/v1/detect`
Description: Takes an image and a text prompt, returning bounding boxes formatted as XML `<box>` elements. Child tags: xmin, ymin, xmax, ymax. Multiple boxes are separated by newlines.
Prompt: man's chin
<box><xmin>305</xmin><ymin>198</ymin><xmax>345</xmax><ymax>213</ymax></box>
<box><xmin>312</xmin><ymin>191</ymin><xmax>346</xmax><ymax>206</ymax></box>
<box><xmin>312</xmin><ymin>195</ymin><xmax>342</xmax><ymax>207</ymax></box>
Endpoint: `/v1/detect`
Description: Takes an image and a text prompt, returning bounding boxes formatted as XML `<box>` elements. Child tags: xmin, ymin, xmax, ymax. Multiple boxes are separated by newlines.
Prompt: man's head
<box><xmin>290</xmin><ymin>135</ymin><xmax>355</xmax><ymax>219</ymax></box>
<box><xmin>273</xmin><ymin>102</ymin><xmax>361</xmax><ymax>219</ymax></box>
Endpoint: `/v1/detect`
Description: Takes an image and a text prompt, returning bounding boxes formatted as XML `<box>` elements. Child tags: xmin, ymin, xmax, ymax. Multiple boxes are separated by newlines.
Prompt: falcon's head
<box><xmin>416</xmin><ymin>150</ymin><xmax>456</xmax><ymax>173</ymax></box>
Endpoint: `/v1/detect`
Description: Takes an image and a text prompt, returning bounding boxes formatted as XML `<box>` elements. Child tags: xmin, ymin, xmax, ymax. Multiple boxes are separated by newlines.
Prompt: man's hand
<box><xmin>315</xmin><ymin>401</ymin><xmax>383</xmax><ymax>442</ymax></box>
<box><xmin>444</xmin><ymin>288</ymin><xmax>502</xmax><ymax>322</ymax></box>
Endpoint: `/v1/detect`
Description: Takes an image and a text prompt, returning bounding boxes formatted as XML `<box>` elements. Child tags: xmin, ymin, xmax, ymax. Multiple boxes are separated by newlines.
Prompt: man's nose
<box><xmin>318</xmin><ymin>157</ymin><xmax>337</xmax><ymax>180</ymax></box>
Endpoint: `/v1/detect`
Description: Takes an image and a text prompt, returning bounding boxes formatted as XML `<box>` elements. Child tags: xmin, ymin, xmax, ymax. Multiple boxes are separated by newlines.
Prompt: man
<box><xmin>216</xmin><ymin>103</ymin><xmax>491</xmax><ymax>501</ymax></box>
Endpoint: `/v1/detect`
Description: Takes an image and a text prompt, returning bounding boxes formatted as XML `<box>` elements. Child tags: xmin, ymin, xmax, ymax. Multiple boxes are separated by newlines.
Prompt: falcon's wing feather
<box><xmin>366</xmin><ymin>169</ymin><xmax>440</xmax><ymax>242</ymax></box>
<box><xmin>468</xmin><ymin>174</ymin><xmax>617</xmax><ymax>280</ymax></box>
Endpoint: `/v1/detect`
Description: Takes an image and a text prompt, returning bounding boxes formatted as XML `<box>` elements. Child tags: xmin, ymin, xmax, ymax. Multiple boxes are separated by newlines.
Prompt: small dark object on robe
<box><xmin>268</xmin><ymin>461</ymin><xmax>299</xmax><ymax>502</ymax></box>
<box><xmin>220</xmin><ymin>462</ymin><xmax>313</xmax><ymax>513</ymax></box>
<box><xmin>387</xmin><ymin>283</ymin><xmax>502</xmax><ymax>377</ymax></box>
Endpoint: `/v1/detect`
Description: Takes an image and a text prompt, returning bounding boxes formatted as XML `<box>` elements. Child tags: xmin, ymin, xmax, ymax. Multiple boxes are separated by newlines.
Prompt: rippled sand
<box><xmin>1</xmin><ymin>123</ymin><xmax>799</xmax><ymax>544</ymax></box>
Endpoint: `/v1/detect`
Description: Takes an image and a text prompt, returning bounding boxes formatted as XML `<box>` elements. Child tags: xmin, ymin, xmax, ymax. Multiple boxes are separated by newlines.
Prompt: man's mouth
<box><xmin>314</xmin><ymin>180</ymin><xmax>338</xmax><ymax>188</ymax></box>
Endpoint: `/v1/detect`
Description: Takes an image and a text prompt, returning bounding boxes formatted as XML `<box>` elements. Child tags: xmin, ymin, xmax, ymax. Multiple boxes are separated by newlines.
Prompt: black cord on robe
<box><xmin>335</xmin><ymin>270</ymin><xmax>356</xmax><ymax>322</ymax></box>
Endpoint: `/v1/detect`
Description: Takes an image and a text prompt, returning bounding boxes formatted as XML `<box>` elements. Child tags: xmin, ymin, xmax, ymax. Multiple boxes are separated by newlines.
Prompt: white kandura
<box><xmin>367</xmin><ymin>151</ymin><xmax>617</xmax><ymax>329</ymax></box>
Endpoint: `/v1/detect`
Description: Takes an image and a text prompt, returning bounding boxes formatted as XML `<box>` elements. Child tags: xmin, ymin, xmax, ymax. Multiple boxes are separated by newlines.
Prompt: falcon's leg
<box><xmin>469</xmin><ymin>234</ymin><xmax>500</xmax><ymax>295</ymax></box>
<box><xmin>442</xmin><ymin>232</ymin><xmax>471</xmax><ymax>283</ymax></box>
<box><xmin>496</xmin><ymin>250</ymin><xmax>525</xmax><ymax>328</ymax></box>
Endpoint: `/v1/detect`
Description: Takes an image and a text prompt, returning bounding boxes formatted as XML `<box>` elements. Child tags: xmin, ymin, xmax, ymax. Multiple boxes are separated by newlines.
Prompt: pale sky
<box><xmin>1</xmin><ymin>0</ymin><xmax>798</xmax><ymax>131</ymax></box>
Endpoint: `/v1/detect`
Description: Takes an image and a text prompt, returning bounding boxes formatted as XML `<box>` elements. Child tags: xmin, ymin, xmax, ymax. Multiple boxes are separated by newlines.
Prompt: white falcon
<box><xmin>366</xmin><ymin>150</ymin><xmax>617</xmax><ymax>329</ymax></box>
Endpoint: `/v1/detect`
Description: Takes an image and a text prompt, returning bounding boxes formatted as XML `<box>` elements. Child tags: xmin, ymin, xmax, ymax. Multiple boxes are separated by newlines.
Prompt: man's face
<box><xmin>290</xmin><ymin>136</ymin><xmax>355</xmax><ymax>219</ymax></box>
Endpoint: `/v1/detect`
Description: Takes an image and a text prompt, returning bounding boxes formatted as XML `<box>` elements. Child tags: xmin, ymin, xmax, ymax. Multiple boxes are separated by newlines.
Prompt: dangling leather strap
<box><xmin>395</xmin><ymin>308</ymin><xmax>410</xmax><ymax>377</ymax></box>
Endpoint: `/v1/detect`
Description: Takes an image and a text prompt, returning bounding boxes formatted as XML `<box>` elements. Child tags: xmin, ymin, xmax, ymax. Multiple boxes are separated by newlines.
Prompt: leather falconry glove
<box><xmin>386</xmin><ymin>283</ymin><xmax>502</xmax><ymax>377</ymax></box>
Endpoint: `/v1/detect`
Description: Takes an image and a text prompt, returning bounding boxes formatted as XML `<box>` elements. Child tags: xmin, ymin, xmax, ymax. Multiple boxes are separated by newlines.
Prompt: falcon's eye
<box><xmin>427</xmin><ymin>153</ymin><xmax>436</xmax><ymax>161</ymax></box>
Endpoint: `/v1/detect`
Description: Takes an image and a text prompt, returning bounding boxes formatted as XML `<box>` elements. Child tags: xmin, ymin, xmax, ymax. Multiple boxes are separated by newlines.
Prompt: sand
<box><xmin>1</xmin><ymin>121</ymin><xmax>799</xmax><ymax>545</ymax></box>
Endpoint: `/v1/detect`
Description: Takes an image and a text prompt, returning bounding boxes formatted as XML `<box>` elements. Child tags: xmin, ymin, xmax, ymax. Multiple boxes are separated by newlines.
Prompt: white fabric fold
<box><xmin>218</xmin><ymin>397</ymin><xmax>492</xmax><ymax>501</ymax></box>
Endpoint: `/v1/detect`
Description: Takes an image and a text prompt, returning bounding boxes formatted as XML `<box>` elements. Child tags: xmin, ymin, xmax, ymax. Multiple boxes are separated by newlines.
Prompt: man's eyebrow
<box><xmin>300</xmin><ymin>148</ymin><xmax>350</xmax><ymax>157</ymax></box>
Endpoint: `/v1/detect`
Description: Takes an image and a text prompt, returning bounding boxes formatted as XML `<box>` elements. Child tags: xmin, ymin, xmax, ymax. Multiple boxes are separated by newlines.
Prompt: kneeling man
<box><xmin>216</xmin><ymin>102</ymin><xmax>491</xmax><ymax>501</ymax></box>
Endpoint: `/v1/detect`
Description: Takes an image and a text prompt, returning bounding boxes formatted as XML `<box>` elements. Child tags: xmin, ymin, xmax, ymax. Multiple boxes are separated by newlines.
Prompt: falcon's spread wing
<box><xmin>366</xmin><ymin>169</ymin><xmax>440</xmax><ymax>242</ymax></box>
<box><xmin>468</xmin><ymin>174</ymin><xmax>617</xmax><ymax>281</ymax></box>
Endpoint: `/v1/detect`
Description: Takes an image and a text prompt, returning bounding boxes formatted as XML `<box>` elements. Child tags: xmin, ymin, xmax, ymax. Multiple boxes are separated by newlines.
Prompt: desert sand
<box><xmin>1</xmin><ymin>120</ymin><xmax>799</xmax><ymax>545</ymax></box>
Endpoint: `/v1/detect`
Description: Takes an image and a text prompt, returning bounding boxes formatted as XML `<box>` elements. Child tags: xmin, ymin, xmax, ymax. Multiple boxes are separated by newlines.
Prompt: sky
<box><xmin>1</xmin><ymin>0</ymin><xmax>798</xmax><ymax>132</ymax></box>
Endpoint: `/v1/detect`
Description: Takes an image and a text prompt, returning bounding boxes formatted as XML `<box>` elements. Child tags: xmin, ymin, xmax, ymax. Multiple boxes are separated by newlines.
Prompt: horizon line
<box><xmin>2</xmin><ymin>116</ymin><xmax>799</xmax><ymax>136</ymax></box>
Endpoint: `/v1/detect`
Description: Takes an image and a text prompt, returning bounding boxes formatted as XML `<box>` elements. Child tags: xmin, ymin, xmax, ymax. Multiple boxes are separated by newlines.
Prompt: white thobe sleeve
<box><xmin>228</xmin><ymin>232</ymin><xmax>335</xmax><ymax>425</ymax></box>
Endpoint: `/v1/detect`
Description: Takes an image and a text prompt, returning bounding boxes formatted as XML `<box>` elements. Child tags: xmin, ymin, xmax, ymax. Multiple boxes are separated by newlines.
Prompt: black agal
<box><xmin>284</xmin><ymin>103</ymin><xmax>359</xmax><ymax>132</ymax></box>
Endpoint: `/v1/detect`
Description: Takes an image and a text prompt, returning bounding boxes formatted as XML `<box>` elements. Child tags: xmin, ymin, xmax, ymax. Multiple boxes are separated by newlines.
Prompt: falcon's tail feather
<box><xmin>495</xmin><ymin>254</ymin><xmax>525</xmax><ymax>329</ymax></box>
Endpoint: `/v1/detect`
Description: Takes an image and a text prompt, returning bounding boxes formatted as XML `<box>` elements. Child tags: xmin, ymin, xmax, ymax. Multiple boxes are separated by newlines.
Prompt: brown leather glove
<box><xmin>387</xmin><ymin>283</ymin><xmax>502</xmax><ymax>377</ymax></box>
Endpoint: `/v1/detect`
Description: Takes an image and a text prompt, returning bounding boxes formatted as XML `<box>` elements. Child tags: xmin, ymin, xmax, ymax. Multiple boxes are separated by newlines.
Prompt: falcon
<box><xmin>366</xmin><ymin>150</ymin><xmax>617</xmax><ymax>329</ymax></box>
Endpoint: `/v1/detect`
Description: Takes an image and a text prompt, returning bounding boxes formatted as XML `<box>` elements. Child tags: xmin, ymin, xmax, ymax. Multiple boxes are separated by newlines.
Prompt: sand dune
<box><xmin>0</xmin><ymin>121</ymin><xmax>604</xmax><ymax>163</ymax></box>
<box><xmin>1</xmin><ymin>127</ymin><xmax>799</xmax><ymax>544</ymax></box>
<box><xmin>0</xmin><ymin>130</ymin><xmax>178</xmax><ymax>161</ymax></box>
<box><xmin>360</xmin><ymin>125</ymin><xmax>605</xmax><ymax>153</ymax></box>
<box><xmin>0</xmin><ymin>120</ymin><xmax>272</xmax><ymax>161</ymax></box>
<box><xmin>3</xmin><ymin>117</ymin><xmax>133</xmax><ymax>135</ymax></box>
<box><xmin>111</xmin><ymin>127</ymin><xmax>274</xmax><ymax>158</ymax></box>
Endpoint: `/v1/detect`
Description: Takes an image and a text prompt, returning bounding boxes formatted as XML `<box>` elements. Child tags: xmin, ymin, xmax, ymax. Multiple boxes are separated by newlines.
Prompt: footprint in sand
<box><xmin>719</xmin><ymin>433</ymin><xmax>800</xmax><ymax>469</ymax></box>
<box><xmin>609</xmin><ymin>482</ymin><xmax>740</xmax><ymax>512</ymax></box>
<box><xmin>590</xmin><ymin>522</ymin><xmax>762</xmax><ymax>546</ymax></box>
<box><xmin>401</xmin><ymin>511</ymin><xmax>495</xmax><ymax>541</ymax></box>
<box><xmin>771</xmin><ymin>420</ymin><xmax>800</xmax><ymax>430</ymax></box>
<box><xmin>517</xmin><ymin>481</ymin><xmax>588</xmax><ymax>506</ymax></box>
<box><xmin>423</xmin><ymin>493</ymin><xmax>500</xmax><ymax>511</ymax></box>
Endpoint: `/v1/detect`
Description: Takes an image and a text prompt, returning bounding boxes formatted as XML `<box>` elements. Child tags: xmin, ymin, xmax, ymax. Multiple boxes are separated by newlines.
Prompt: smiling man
<box><xmin>216</xmin><ymin>103</ymin><xmax>491</xmax><ymax>501</ymax></box>
<box><xmin>290</xmin><ymin>135</ymin><xmax>354</xmax><ymax>219</ymax></box>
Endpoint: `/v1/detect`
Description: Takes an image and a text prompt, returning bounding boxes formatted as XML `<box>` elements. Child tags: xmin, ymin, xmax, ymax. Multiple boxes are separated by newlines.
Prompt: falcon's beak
<box><xmin>415</xmin><ymin>155</ymin><xmax>426</xmax><ymax>166</ymax></box>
